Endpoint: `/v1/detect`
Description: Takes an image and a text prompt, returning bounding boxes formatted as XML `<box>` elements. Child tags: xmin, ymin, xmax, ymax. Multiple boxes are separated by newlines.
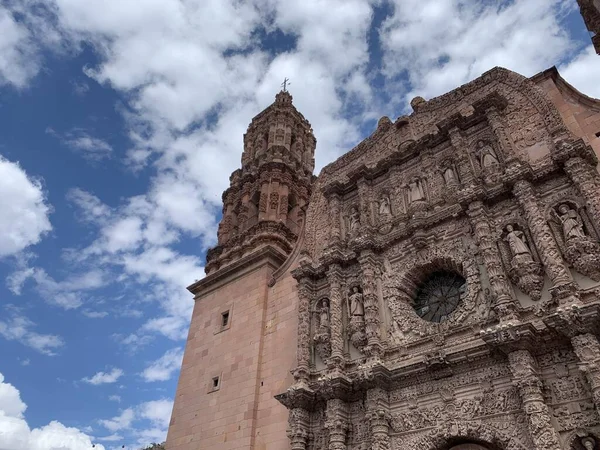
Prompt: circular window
<box><xmin>414</xmin><ymin>270</ymin><xmax>466</xmax><ymax>323</ymax></box>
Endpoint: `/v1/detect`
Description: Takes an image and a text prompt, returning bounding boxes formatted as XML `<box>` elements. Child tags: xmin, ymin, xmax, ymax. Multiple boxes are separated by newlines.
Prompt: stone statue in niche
<box><xmin>349</xmin><ymin>286</ymin><xmax>364</xmax><ymax>317</ymax></box>
<box><xmin>550</xmin><ymin>203</ymin><xmax>600</xmax><ymax>281</ymax></box>
<box><xmin>505</xmin><ymin>224</ymin><xmax>531</xmax><ymax>257</ymax></box>
<box><xmin>313</xmin><ymin>299</ymin><xmax>331</xmax><ymax>362</ymax></box>
<box><xmin>443</xmin><ymin>166</ymin><xmax>458</xmax><ymax>185</ymax></box>
<box><xmin>477</xmin><ymin>140</ymin><xmax>499</xmax><ymax>168</ymax></box>
<box><xmin>558</xmin><ymin>203</ymin><xmax>586</xmax><ymax>241</ymax></box>
<box><xmin>347</xmin><ymin>286</ymin><xmax>367</xmax><ymax>351</ymax></box>
<box><xmin>319</xmin><ymin>298</ymin><xmax>330</xmax><ymax>329</ymax></box>
<box><xmin>349</xmin><ymin>206</ymin><xmax>361</xmax><ymax>235</ymax></box>
<box><xmin>503</xmin><ymin>224</ymin><xmax>543</xmax><ymax>301</ymax></box>
<box><xmin>378</xmin><ymin>194</ymin><xmax>391</xmax><ymax>217</ymax></box>
<box><xmin>408</xmin><ymin>179</ymin><xmax>425</xmax><ymax>203</ymax></box>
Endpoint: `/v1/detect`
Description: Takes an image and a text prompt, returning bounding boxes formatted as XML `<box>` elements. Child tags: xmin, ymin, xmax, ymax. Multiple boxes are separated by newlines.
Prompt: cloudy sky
<box><xmin>0</xmin><ymin>0</ymin><xmax>598</xmax><ymax>448</ymax></box>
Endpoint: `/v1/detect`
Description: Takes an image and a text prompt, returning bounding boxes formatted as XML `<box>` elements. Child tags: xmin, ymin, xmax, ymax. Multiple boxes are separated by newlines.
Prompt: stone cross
<box><xmin>281</xmin><ymin>77</ymin><xmax>290</xmax><ymax>92</ymax></box>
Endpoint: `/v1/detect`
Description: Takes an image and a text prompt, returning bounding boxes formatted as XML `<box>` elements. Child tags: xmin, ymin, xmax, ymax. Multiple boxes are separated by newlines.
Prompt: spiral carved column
<box><xmin>294</xmin><ymin>277</ymin><xmax>313</xmax><ymax>384</ymax></box>
<box><xmin>325</xmin><ymin>398</ymin><xmax>348</xmax><ymax>450</ymax></box>
<box><xmin>326</xmin><ymin>264</ymin><xmax>345</xmax><ymax>369</ymax></box>
<box><xmin>467</xmin><ymin>201</ymin><xmax>519</xmax><ymax>321</ymax></box>
<box><xmin>288</xmin><ymin>407</ymin><xmax>310</xmax><ymax>450</ymax></box>
<box><xmin>508</xmin><ymin>350</ymin><xmax>561</xmax><ymax>450</ymax></box>
<box><xmin>572</xmin><ymin>333</ymin><xmax>600</xmax><ymax>412</ymax></box>
<box><xmin>359</xmin><ymin>250</ymin><xmax>382</xmax><ymax>358</ymax></box>
<box><xmin>564</xmin><ymin>156</ymin><xmax>600</xmax><ymax>227</ymax></box>
<box><xmin>366</xmin><ymin>387</ymin><xmax>390</xmax><ymax>450</ymax></box>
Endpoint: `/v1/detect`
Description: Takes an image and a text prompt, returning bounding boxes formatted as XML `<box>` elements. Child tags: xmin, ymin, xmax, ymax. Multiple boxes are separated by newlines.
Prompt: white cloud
<box><xmin>81</xmin><ymin>310</ymin><xmax>108</xmax><ymax>319</ymax></box>
<box><xmin>98</xmin><ymin>408</ymin><xmax>134</xmax><ymax>432</ymax></box>
<box><xmin>0</xmin><ymin>372</ymin><xmax>105</xmax><ymax>450</ymax></box>
<box><xmin>0</xmin><ymin>312</ymin><xmax>64</xmax><ymax>355</ymax></box>
<box><xmin>0</xmin><ymin>155</ymin><xmax>52</xmax><ymax>258</ymax></box>
<box><xmin>559</xmin><ymin>44</ymin><xmax>600</xmax><ymax>99</ymax></box>
<box><xmin>380</xmin><ymin>0</ymin><xmax>576</xmax><ymax>106</ymax></box>
<box><xmin>7</xmin><ymin>266</ymin><xmax>107</xmax><ymax>310</ymax></box>
<box><xmin>108</xmin><ymin>395</ymin><xmax>121</xmax><ymax>403</ymax></box>
<box><xmin>0</xmin><ymin>7</ymin><xmax>39</xmax><ymax>88</ymax></box>
<box><xmin>82</xmin><ymin>368</ymin><xmax>124</xmax><ymax>385</ymax></box>
<box><xmin>46</xmin><ymin>127</ymin><xmax>113</xmax><ymax>161</ymax></box>
<box><xmin>96</xmin><ymin>433</ymin><xmax>123</xmax><ymax>442</ymax></box>
<box><xmin>141</xmin><ymin>348</ymin><xmax>184</xmax><ymax>382</ymax></box>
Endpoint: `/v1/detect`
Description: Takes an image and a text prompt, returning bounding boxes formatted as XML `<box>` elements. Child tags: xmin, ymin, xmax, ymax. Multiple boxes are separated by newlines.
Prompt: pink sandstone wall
<box><xmin>533</xmin><ymin>69</ymin><xmax>600</xmax><ymax>164</ymax></box>
<box><xmin>166</xmin><ymin>263</ymin><xmax>273</xmax><ymax>450</ymax></box>
<box><xmin>166</xmin><ymin>259</ymin><xmax>299</xmax><ymax>450</ymax></box>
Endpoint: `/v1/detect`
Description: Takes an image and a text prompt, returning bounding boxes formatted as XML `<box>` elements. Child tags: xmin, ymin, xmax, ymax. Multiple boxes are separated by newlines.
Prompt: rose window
<box><xmin>413</xmin><ymin>270</ymin><xmax>466</xmax><ymax>323</ymax></box>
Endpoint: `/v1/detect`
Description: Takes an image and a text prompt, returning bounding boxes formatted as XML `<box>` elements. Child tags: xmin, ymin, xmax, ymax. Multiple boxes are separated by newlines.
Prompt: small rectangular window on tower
<box><xmin>595</xmin><ymin>131</ymin><xmax>600</xmax><ymax>138</ymax></box>
<box><xmin>221</xmin><ymin>311</ymin><xmax>230</xmax><ymax>328</ymax></box>
<box><xmin>208</xmin><ymin>375</ymin><xmax>221</xmax><ymax>393</ymax></box>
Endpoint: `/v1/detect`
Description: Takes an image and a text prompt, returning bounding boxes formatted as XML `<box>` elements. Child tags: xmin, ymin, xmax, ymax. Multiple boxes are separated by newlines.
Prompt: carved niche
<box><xmin>471</xmin><ymin>138</ymin><xmax>503</xmax><ymax>184</ymax></box>
<box><xmin>346</xmin><ymin>285</ymin><xmax>367</xmax><ymax>352</ymax></box>
<box><xmin>312</xmin><ymin>297</ymin><xmax>331</xmax><ymax>362</ymax></box>
<box><xmin>547</xmin><ymin>200</ymin><xmax>600</xmax><ymax>281</ymax></box>
<box><xmin>495</xmin><ymin>216</ymin><xmax>544</xmax><ymax>301</ymax></box>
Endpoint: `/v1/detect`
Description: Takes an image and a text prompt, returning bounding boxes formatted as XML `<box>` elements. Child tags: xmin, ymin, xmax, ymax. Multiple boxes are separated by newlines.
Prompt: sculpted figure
<box><xmin>558</xmin><ymin>204</ymin><xmax>586</xmax><ymax>240</ymax></box>
<box><xmin>408</xmin><ymin>179</ymin><xmax>425</xmax><ymax>203</ymax></box>
<box><xmin>349</xmin><ymin>207</ymin><xmax>360</xmax><ymax>233</ymax></box>
<box><xmin>379</xmin><ymin>194</ymin><xmax>391</xmax><ymax>216</ymax></box>
<box><xmin>349</xmin><ymin>286</ymin><xmax>364</xmax><ymax>316</ymax></box>
<box><xmin>505</xmin><ymin>225</ymin><xmax>531</xmax><ymax>256</ymax></box>
<box><xmin>477</xmin><ymin>140</ymin><xmax>499</xmax><ymax>167</ymax></box>
<box><xmin>443</xmin><ymin>166</ymin><xmax>457</xmax><ymax>184</ymax></box>
<box><xmin>319</xmin><ymin>299</ymin><xmax>330</xmax><ymax>329</ymax></box>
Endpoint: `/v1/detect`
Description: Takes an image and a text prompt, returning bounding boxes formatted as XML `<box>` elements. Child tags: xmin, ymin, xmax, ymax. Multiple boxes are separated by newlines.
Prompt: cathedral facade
<box><xmin>165</xmin><ymin>66</ymin><xmax>600</xmax><ymax>450</ymax></box>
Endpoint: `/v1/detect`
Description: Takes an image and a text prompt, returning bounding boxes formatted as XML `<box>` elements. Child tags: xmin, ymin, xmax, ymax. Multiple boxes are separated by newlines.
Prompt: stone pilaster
<box><xmin>358</xmin><ymin>250</ymin><xmax>383</xmax><ymax>358</ymax></box>
<box><xmin>467</xmin><ymin>201</ymin><xmax>519</xmax><ymax>321</ymax></box>
<box><xmin>329</xmin><ymin>193</ymin><xmax>342</xmax><ymax>242</ymax></box>
<box><xmin>357</xmin><ymin>179</ymin><xmax>372</xmax><ymax>228</ymax></box>
<box><xmin>564</xmin><ymin>156</ymin><xmax>600</xmax><ymax>227</ymax></box>
<box><xmin>572</xmin><ymin>333</ymin><xmax>600</xmax><ymax>411</ymax></box>
<box><xmin>366</xmin><ymin>387</ymin><xmax>390</xmax><ymax>450</ymax></box>
<box><xmin>288</xmin><ymin>407</ymin><xmax>310</xmax><ymax>450</ymax></box>
<box><xmin>508</xmin><ymin>350</ymin><xmax>562</xmax><ymax>450</ymax></box>
<box><xmin>512</xmin><ymin>180</ymin><xmax>577</xmax><ymax>304</ymax></box>
<box><xmin>325</xmin><ymin>398</ymin><xmax>348</xmax><ymax>450</ymax></box>
<box><xmin>327</xmin><ymin>264</ymin><xmax>345</xmax><ymax>369</ymax></box>
<box><xmin>294</xmin><ymin>277</ymin><xmax>313</xmax><ymax>384</ymax></box>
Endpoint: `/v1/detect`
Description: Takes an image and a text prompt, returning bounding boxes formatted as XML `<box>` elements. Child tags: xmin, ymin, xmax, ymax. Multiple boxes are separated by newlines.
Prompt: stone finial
<box><xmin>410</xmin><ymin>96</ymin><xmax>426</xmax><ymax>111</ymax></box>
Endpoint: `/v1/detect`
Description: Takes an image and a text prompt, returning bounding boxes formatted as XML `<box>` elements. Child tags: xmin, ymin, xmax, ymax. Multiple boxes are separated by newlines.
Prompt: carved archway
<box><xmin>400</xmin><ymin>421</ymin><xmax>528</xmax><ymax>450</ymax></box>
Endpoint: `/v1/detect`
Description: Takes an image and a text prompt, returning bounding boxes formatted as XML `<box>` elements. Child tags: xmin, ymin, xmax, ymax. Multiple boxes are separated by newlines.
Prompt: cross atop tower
<box><xmin>281</xmin><ymin>77</ymin><xmax>290</xmax><ymax>92</ymax></box>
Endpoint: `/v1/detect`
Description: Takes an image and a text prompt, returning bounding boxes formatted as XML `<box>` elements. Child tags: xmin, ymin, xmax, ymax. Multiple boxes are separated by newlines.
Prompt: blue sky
<box><xmin>0</xmin><ymin>1</ymin><xmax>598</xmax><ymax>449</ymax></box>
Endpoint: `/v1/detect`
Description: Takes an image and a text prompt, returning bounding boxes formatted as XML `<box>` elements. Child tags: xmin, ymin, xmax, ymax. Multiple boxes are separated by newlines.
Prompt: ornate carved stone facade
<box><xmin>577</xmin><ymin>0</ymin><xmax>600</xmax><ymax>54</ymax></box>
<box><xmin>166</xmin><ymin>67</ymin><xmax>600</xmax><ymax>450</ymax></box>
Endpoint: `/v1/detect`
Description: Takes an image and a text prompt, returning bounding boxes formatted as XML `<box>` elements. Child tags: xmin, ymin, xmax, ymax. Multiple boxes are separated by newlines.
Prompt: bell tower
<box><xmin>166</xmin><ymin>90</ymin><xmax>316</xmax><ymax>450</ymax></box>
<box><xmin>206</xmin><ymin>90</ymin><xmax>316</xmax><ymax>274</ymax></box>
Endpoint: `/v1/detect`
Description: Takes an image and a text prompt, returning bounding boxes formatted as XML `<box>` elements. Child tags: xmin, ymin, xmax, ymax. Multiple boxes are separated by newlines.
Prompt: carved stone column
<box><xmin>564</xmin><ymin>156</ymin><xmax>600</xmax><ymax>227</ymax></box>
<box><xmin>512</xmin><ymin>180</ymin><xmax>577</xmax><ymax>304</ymax></box>
<box><xmin>357</xmin><ymin>179</ymin><xmax>372</xmax><ymax>228</ymax></box>
<box><xmin>508</xmin><ymin>350</ymin><xmax>562</xmax><ymax>450</ymax></box>
<box><xmin>572</xmin><ymin>333</ymin><xmax>600</xmax><ymax>411</ymax></box>
<box><xmin>486</xmin><ymin>106</ymin><xmax>517</xmax><ymax>163</ymax></box>
<box><xmin>326</xmin><ymin>265</ymin><xmax>345</xmax><ymax>369</ymax></box>
<box><xmin>328</xmin><ymin>193</ymin><xmax>342</xmax><ymax>242</ymax></box>
<box><xmin>294</xmin><ymin>277</ymin><xmax>313</xmax><ymax>384</ymax></box>
<box><xmin>358</xmin><ymin>251</ymin><xmax>382</xmax><ymax>358</ymax></box>
<box><xmin>288</xmin><ymin>407</ymin><xmax>310</xmax><ymax>450</ymax></box>
<box><xmin>366</xmin><ymin>387</ymin><xmax>390</xmax><ymax>450</ymax></box>
<box><xmin>467</xmin><ymin>201</ymin><xmax>519</xmax><ymax>321</ymax></box>
<box><xmin>325</xmin><ymin>398</ymin><xmax>348</xmax><ymax>450</ymax></box>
